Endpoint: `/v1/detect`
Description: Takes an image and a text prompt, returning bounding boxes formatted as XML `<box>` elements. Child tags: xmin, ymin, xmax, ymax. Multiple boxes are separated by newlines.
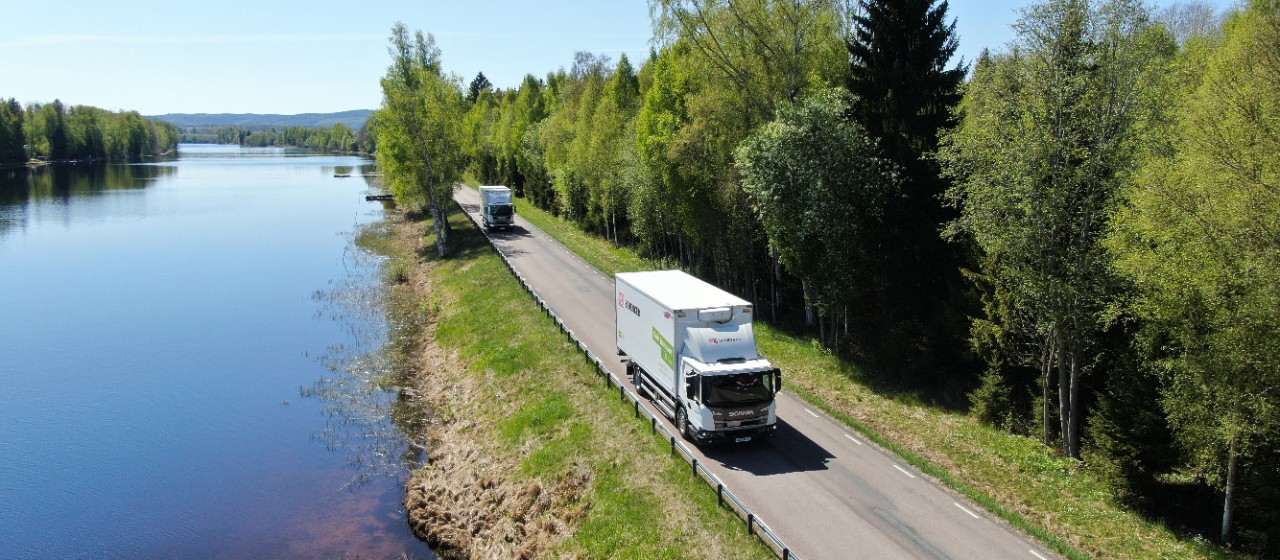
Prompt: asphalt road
<box><xmin>456</xmin><ymin>187</ymin><xmax>1058</xmax><ymax>560</ymax></box>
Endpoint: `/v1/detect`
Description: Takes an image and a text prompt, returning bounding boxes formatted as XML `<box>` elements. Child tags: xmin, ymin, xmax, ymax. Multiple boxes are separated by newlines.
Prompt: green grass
<box><xmin>492</xmin><ymin>193</ymin><xmax>1245</xmax><ymax>560</ymax></box>
<box><xmin>409</xmin><ymin>205</ymin><xmax>774</xmax><ymax>560</ymax></box>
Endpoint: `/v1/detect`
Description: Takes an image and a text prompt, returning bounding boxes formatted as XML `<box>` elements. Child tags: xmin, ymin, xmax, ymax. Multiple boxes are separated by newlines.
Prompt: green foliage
<box><xmin>466</xmin><ymin>71</ymin><xmax>492</xmax><ymax>103</ymax></box>
<box><xmin>845</xmin><ymin>0</ymin><xmax>970</xmax><ymax>374</ymax></box>
<box><xmin>374</xmin><ymin>22</ymin><xmax>467</xmax><ymax>258</ymax></box>
<box><xmin>179</xmin><ymin>123</ymin><xmax>365</xmax><ymax>153</ymax></box>
<box><xmin>0</xmin><ymin>98</ymin><xmax>25</xmax><ymax>164</ymax></box>
<box><xmin>8</xmin><ymin>99</ymin><xmax>176</xmax><ymax>163</ymax></box>
<box><xmin>939</xmin><ymin>0</ymin><xmax>1173</xmax><ymax>458</ymax></box>
<box><xmin>1108</xmin><ymin>0</ymin><xmax>1280</xmax><ymax>547</ymax></box>
<box><xmin>735</xmin><ymin>88</ymin><xmax>898</xmax><ymax>346</ymax></box>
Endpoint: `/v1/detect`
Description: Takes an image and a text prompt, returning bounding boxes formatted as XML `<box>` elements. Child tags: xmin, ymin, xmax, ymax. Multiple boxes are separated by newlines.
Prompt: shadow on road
<box><xmin>702</xmin><ymin>418</ymin><xmax>835</xmax><ymax>476</ymax></box>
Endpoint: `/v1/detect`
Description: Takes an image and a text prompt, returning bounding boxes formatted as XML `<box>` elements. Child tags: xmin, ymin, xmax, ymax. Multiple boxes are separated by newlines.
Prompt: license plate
<box><xmin>735</xmin><ymin>436</ymin><xmax>752</xmax><ymax>443</ymax></box>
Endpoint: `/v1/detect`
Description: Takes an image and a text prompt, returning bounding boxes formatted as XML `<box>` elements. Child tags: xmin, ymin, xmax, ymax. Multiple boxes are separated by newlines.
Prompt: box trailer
<box><xmin>479</xmin><ymin>186</ymin><xmax>515</xmax><ymax>231</ymax></box>
<box><xmin>616</xmin><ymin>270</ymin><xmax>780</xmax><ymax>444</ymax></box>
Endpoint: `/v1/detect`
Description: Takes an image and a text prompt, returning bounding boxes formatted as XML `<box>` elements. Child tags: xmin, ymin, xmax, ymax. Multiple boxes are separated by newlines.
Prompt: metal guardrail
<box><xmin>458</xmin><ymin>199</ymin><xmax>801</xmax><ymax>560</ymax></box>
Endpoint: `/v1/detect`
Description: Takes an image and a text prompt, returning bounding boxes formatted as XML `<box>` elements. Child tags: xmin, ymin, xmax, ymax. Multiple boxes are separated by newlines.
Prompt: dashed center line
<box><xmin>843</xmin><ymin>433</ymin><xmax>863</xmax><ymax>445</ymax></box>
<box><xmin>892</xmin><ymin>464</ymin><xmax>916</xmax><ymax>479</ymax></box>
<box><xmin>953</xmin><ymin>502</ymin><xmax>980</xmax><ymax>519</ymax></box>
<box><xmin>804</xmin><ymin>408</ymin><xmax>819</xmax><ymax>418</ymax></box>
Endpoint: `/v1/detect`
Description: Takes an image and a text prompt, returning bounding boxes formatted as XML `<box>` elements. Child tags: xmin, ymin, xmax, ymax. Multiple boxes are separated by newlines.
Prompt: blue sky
<box><xmin>0</xmin><ymin>0</ymin><xmax>1235</xmax><ymax>116</ymax></box>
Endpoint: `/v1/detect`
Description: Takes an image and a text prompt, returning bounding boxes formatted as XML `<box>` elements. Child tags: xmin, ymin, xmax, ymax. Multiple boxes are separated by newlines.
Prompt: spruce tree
<box><xmin>468</xmin><ymin>72</ymin><xmax>493</xmax><ymax>103</ymax></box>
<box><xmin>845</xmin><ymin>0</ymin><xmax>968</xmax><ymax>379</ymax></box>
<box><xmin>0</xmin><ymin>99</ymin><xmax>25</xmax><ymax>164</ymax></box>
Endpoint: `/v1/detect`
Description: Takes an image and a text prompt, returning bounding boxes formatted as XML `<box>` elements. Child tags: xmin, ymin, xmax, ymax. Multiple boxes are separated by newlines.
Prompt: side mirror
<box><xmin>773</xmin><ymin>371</ymin><xmax>782</xmax><ymax>393</ymax></box>
<box><xmin>685</xmin><ymin>381</ymin><xmax>697</xmax><ymax>400</ymax></box>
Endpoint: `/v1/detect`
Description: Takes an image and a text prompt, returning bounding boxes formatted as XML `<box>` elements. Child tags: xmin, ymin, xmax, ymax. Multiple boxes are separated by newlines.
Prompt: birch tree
<box><xmin>375</xmin><ymin>23</ymin><xmax>466</xmax><ymax>258</ymax></box>
<box><xmin>1109</xmin><ymin>0</ymin><xmax>1280</xmax><ymax>543</ymax></box>
<box><xmin>939</xmin><ymin>0</ymin><xmax>1171</xmax><ymax>457</ymax></box>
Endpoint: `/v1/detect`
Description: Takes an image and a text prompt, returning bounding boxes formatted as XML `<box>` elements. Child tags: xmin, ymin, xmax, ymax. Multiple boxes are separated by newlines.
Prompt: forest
<box><xmin>372</xmin><ymin>0</ymin><xmax>1279</xmax><ymax>555</ymax></box>
<box><xmin>0</xmin><ymin>99</ymin><xmax>178</xmax><ymax>164</ymax></box>
<box><xmin>177</xmin><ymin>123</ymin><xmax>374</xmax><ymax>154</ymax></box>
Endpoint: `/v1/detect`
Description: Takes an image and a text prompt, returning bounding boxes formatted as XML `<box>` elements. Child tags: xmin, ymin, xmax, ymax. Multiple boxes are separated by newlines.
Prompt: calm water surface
<box><xmin>0</xmin><ymin>145</ymin><xmax>433</xmax><ymax>559</ymax></box>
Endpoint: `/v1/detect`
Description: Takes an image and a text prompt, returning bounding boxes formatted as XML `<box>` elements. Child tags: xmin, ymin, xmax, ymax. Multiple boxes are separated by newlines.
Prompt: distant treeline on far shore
<box><xmin>0</xmin><ymin>98</ymin><xmax>179</xmax><ymax>165</ymax></box>
<box><xmin>177</xmin><ymin>124</ymin><xmax>374</xmax><ymax>155</ymax></box>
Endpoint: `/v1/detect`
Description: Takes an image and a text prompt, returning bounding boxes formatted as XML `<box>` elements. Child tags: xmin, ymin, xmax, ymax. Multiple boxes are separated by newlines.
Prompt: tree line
<box><xmin>373</xmin><ymin>0</ymin><xmax>1280</xmax><ymax>554</ymax></box>
<box><xmin>0</xmin><ymin>99</ymin><xmax>179</xmax><ymax>164</ymax></box>
<box><xmin>179</xmin><ymin>123</ymin><xmax>374</xmax><ymax>154</ymax></box>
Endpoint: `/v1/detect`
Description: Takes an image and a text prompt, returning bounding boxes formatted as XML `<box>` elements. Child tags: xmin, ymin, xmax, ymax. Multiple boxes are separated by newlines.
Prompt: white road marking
<box><xmin>1029</xmin><ymin>550</ymin><xmax>1050</xmax><ymax>560</ymax></box>
<box><xmin>953</xmin><ymin>503</ymin><xmax>980</xmax><ymax>519</ymax></box>
<box><xmin>804</xmin><ymin>408</ymin><xmax>819</xmax><ymax>418</ymax></box>
<box><xmin>844</xmin><ymin>433</ymin><xmax>863</xmax><ymax>445</ymax></box>
<box><xmin>892</xmin><ymin>464</ymin><xmax>916</xmax><ymax>479</ymax></box>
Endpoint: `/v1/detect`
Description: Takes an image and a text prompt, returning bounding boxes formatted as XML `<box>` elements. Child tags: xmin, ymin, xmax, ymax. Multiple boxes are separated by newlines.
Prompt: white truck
<box><xmin>479</xmin><ymin>185</ymin><xmax>515</xmax><ymax>231</ymax></box>
<box><xmin>616</xmin><ymin>270</ymin><xmax>780</xmax><ymax>444</ymax></box>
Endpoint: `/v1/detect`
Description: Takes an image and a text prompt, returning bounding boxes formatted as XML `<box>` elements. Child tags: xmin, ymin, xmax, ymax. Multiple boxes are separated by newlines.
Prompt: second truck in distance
<box><xmin>616</xmin><ymin>270</ymin><xmax>780</xmax><ymax>444</ymax></box>
<box><xmin>479</xmin><ymin>185</ymin><xmax>515</xmax><ymax>231</ymax></box>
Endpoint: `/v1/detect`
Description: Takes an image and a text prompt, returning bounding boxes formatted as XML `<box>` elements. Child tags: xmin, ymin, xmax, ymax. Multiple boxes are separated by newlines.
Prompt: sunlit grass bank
<box><xmin>379</xmin><ymin>205</ymin><xmax>773</xmax><ymax>560</ymax></box>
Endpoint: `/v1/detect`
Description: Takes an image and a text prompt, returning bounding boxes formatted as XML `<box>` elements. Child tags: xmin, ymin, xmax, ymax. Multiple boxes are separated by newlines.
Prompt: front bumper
<box><xmin>691</xmin><ymin>423</ymin><xmax>777</xmax><ymax>445</ymax></box>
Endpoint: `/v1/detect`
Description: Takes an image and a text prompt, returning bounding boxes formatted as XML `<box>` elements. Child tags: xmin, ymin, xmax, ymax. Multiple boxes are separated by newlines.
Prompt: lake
<box><xmin>0</xmin><ymin>145</ymin><xmax>434</xmax><ymax>559</ymax></box>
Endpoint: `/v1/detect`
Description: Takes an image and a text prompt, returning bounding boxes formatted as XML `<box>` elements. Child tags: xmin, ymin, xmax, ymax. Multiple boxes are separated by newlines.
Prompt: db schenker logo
<box><xmin>619</xmin><ymin>292</ymin><xmax>641</xmax><ymax>317</ymax></box>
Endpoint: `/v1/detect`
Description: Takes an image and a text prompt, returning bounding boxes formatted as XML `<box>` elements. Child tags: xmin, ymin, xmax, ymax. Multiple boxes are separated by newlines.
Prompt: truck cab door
<box><xmin>680</xmin><ymin>360</ymin><xmax>700</xmax><ymax>404</ymax></box>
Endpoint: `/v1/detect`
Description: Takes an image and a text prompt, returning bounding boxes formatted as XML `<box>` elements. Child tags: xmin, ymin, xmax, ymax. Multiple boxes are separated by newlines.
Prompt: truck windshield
<box><xmin>491</xmin><ymin>204</ymin><xmax>513</xmax><ymax>217</ymax></box>
<box><xmin>702</xmin><ymin>372</ymin><xmax>773</xmax><ymax>406</ymax></box>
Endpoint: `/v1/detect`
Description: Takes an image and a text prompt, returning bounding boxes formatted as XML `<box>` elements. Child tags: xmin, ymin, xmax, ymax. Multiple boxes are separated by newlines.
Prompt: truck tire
<box><xmin>630</xmin><ymin>363</ymin><xmax>648</xmax><ymax>398</ymax></box>
<box><xmin>676</xmin><ymin>406</ymin><xmax>691</xmax><ymax>441</ymax></box>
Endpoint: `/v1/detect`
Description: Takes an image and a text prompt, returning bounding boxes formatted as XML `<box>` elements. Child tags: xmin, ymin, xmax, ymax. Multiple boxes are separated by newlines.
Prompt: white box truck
<box><xmin>616</xmin><ymin>270</ymin><xmax>780</xmax><ymax>444</ymax></box>
<box><xmin>479</xmin><ymin>186</ymin><xmax>515</xmax><ymax>231</ymax></box>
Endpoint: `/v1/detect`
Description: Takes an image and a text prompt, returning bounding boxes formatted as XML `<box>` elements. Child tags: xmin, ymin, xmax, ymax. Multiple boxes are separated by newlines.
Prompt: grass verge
<box><xmin>510</xmin><ymin>190</ymin><xmax>1241</xmax><ymax>560</ymax></box>
<box><xmin>378</xmin><ymin>205</ymin><xmax>774</xmax><ymax>560</ymax></box>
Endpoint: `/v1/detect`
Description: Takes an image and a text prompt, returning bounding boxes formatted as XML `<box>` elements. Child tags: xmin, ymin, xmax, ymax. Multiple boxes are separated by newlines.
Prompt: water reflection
<box><xmin>0</xmin><ymin>144</ymin><xmax>432</xmax><ymax>559</ymax></box>
<box><xmin>0</xmin><ymin>163</ymin><xmax>177</xmax><ymax>236</ymax></box>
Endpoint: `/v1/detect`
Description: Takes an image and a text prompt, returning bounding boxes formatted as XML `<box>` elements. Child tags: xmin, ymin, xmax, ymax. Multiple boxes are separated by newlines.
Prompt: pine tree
<box><xmin>468</xmin><ymin>71</ymin><xmax>492</xmax><ymax>103</ymax></box>
<box><xmin>0</xmin><ymin>99</ymin><xmax>25</xmax><ymax>164</ymax></box>
<box><xmin>845</xmin><ymin>0</ymin><xmax>969</xmax><ymax>378</ymax></box>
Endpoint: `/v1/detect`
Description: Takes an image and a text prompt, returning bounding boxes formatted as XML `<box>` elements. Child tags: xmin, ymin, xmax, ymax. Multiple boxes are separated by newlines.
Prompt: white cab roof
<box><xmin>616</xmin><ymin>270</ymin><xmax>749</xmax><ymax>311</ymax></box>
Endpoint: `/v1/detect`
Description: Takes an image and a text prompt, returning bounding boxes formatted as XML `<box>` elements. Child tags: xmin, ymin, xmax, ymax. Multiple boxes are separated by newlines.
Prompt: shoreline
<box><xmin>379</xmin><ymin>216</ymin><xmax>589</xmax><ymax>559</ymax></box>
<box><xmin>374</xmin><ymin>208</ymin><xmax>774</xmax><ymax>560</ymax></box>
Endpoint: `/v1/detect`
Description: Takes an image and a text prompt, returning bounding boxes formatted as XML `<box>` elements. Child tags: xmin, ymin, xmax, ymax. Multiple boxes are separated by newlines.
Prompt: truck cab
<box><xmin>674</xmin><ymin>324</ymin><xmax>780</xmax><ymax>444</ymax></box>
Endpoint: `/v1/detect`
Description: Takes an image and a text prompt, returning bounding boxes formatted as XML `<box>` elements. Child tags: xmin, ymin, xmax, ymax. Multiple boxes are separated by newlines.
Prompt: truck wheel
<box><xmin>676</xmin><ymin>407</ymin><xmax>691</xmax><ymax>441</ymax></box>
<box><xmin>634</xmin><ymin>371</ymin><xmax>649</xmax><ymax>399</ymax></box>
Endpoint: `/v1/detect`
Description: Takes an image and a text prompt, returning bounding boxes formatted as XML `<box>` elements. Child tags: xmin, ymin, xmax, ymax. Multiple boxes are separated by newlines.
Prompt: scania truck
<box><xmin>479</xmin><ymin>185</ymin><xmax>515</xmax><ymax>231</ymax></box>
<box><xmin>616</xmin><ymin>270</ymin><xmax>780</xmax><ymax>444</ymax></box>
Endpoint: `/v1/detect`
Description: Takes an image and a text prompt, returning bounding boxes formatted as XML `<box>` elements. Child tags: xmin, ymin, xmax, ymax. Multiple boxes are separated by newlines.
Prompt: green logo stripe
<box><xmin>652</xmin><ymin>327</ymin><xmax>675</xmax><ymax>370</ymax></box>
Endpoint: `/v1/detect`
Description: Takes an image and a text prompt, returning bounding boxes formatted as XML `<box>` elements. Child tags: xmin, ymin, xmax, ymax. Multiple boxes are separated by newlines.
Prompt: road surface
<box><xmin>455</xmin><ymin>187</ymin><xmax>1057</xmax><ymax>560</ymax></box>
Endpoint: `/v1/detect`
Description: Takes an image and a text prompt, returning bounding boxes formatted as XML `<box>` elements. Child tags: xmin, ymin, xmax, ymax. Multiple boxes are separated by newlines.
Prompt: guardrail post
<box><xmin>692</xmin><ymin>458</ymin><xmax>698</xmax><ymax>478</ymax></box>
<box><xmin>670</xmin><ymin>436</ymin><xmax>676</xmax><ymax>455</ymax></box>
<box><xmin>619</xmin><ymin>384</ymin><xmax>625</xmax><ymax>402</ymax></box>
<box><xmin>783</xmin><ymin>548</ymin><xmax>791</xmax><ymax>560</ymax></box>
<box><xmin>717</xmin><ymin>483</ymin><xmax>723</xmax><ymax>507</ymax></box>
<box><xmin>747</xmin><ymin>513</ymin><xmax>755</xmax><ymax>536</ymax></box>
<box><xmin>633</xmin><ymin>400</ymin><xmax>640</xmax><ymax>418</ymax></box>
<box><xmin>650</xmin><ymin>417</ymin><xmax>657</xmax><ymax>434</ymax></box>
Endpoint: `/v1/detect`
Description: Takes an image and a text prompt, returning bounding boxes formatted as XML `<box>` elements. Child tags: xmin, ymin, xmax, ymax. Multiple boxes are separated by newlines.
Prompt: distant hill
<box><xmin>149</xmin><ymin>109</ymin><xmax>373</xmax><ymax>130</ymax></box>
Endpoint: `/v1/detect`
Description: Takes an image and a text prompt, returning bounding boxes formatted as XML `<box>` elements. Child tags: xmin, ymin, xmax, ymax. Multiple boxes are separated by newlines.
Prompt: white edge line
<box><xmin>1029</xmin><ymin>550</ymin><xmax>1050</xmax><ymax>560</ymax></box>
<box><xmin>843</xmin><ymin>433</ymin><xmax>863</xmax><ymax>445</ymax></box>
<box><xmin>804</xmin><ymin>408</ymin><xmax>819</xmax><ymax>418</ymax></box>
<box><xmin>953</xmin><ymin>502</ymin><xmax>980</xmax><ymax>519</ymax></box>
<box><xmin>892</xmin><ymin>464</ymin><xmax>916</xmax><ymax>479</ymax></box>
